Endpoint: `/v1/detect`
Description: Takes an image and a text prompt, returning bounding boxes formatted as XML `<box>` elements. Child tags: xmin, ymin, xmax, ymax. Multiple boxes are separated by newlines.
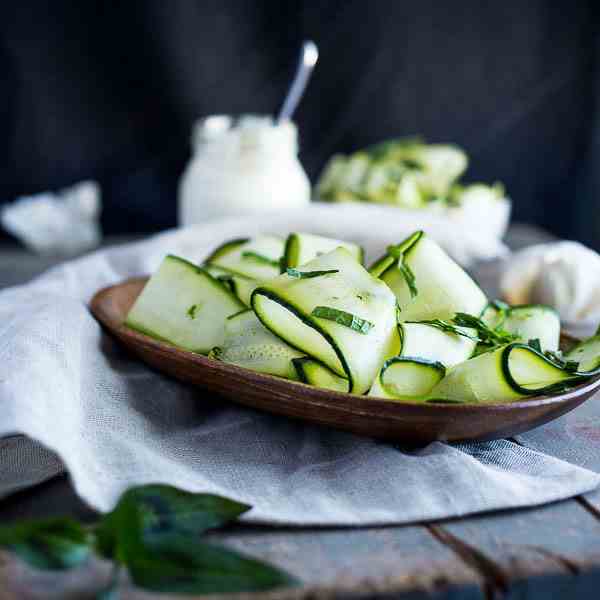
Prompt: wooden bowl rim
<box><xmin>90</xmin><ymin>278</ymin><xmax>600</xmax><ymax>414</ymax></box>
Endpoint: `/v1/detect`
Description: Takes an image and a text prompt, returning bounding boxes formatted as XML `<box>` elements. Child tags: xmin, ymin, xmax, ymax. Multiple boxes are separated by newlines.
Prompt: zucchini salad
<box><xmin>125</xmin><ymin>231</ymin><xmax>600</xmax><ymax>404</ymax></box>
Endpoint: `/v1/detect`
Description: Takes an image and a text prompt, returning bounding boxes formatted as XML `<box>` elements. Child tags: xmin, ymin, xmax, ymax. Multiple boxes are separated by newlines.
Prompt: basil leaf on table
<box><xmin>0</xmin><ymin>517</ymin><xmax>92</xmax><ymax>570</ymax></box>
<box><xmin>95</xmin><ymin>484</ymin><xmax>250</xmax><ymax>559</ymax></box>
<box><xmin>126</xmin><ymin>540</ymin><xmax>297</xmax><ymax>594</ymax></box>
<box><xmin>0</xmin><ymin>484</ymin><xmax>297</xmax><ymax>596</ymax></box>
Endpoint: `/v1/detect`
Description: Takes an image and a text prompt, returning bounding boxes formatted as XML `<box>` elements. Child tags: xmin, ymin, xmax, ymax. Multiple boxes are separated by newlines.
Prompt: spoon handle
<box><xmin>277</xmin><ymin>40</ymin><xmax>319</xmax><ymax>123</ymax></box>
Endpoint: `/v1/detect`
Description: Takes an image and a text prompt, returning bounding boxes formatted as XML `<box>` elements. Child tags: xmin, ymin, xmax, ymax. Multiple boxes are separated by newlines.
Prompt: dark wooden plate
<box><xmin>90</xmin><ymin>277</ymin><xmax>600</xmax><ymax>444</ymax></box>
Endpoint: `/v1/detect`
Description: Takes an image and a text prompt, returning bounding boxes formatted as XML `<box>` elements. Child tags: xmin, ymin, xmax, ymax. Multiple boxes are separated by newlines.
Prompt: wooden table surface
<box><xmin>2</xmin><ymin>225</ymin><xmax>600</xmax><ymax>600</ymax></box>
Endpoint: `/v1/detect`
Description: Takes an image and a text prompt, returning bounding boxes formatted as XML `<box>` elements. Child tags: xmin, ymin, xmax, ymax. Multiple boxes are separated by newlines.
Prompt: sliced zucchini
<box><xmin>125</xmin><ymin>255</ymin><xmax>244</xmax><ymax>353</ymax></box>
<box><xmin>214</xmin><ymin>310</ymin><xmax>304</xmax><ymax>379</ymax></box>
<box><xmin>453</xmin><ymin>182</ymin><xmax>505</xmax><ymax>205</ymax></box>
<box><xmin>395</xmin><ymin>171</ymin><xmax>425</xmax><ymax>207</ymax></box>
<box><xmin>252</xmin><ymin>247</ymin><xmax>397</xmax><ymax>394</ymax></box>
<box><xmin>204</xmin><ymin>238</ymin><xmax>249</xmax><ymax>263</ymax></box>
<box><xmin>227</xmin><ymin>276</ymin><xmax>260</xmax><ymax>307</ymax></box>
<box><xmin>282</xmin><ymin>232</ymin><xmax>364</xmax><ymax>269</ymax></box>
<box><xmin>339</xmin><ymin>152</ymin><xmax>370</xmax><ymax>192</ymax></box>
<box><xmin>316</xmin><ymin>155</ymin><xmax>347</xmax><ymax>200</ymax></box>
<box><xmin>479</xmin><ymin>302</ymin><xmax>560</xmax><ymax>351</ymax></box>
<box><xmin>371</xmin><ymin>231</ymin><xmax>487</xmax><ymax>321</ymax></box>
<box><xmin>398</xmin><ymin>322</ymin><xmax>477</xmax><ymax>367</ymax></box>
<box><xmin>503</xmin><ymin>305</ymin><xmax>560</xmax><ymax>351</ymax></box>
<box><xmin>204</xmin><ymin>266</ymin><xmax>258</xmax><ymax>307</ymax></box>
<box><xmin>369</xmin><ymin>357</ymin><xmax>445</xmax><ymax>400</ymax></box>
<box><xmin>429</xmin><ymin>343</ymin><xmax>584</xmax><ymax>403</ymax></box>
<box><xmin>292</xmin><ymin>357</ymin><xmax>349</xmax><ymax>392</ymax></box>
<box><xmin>410</xmin><ymin>144</ymin><xmax>468</xmax><ymax>197</ymax></box>
<box><xmin>480</xmin><ymin>300</ymin><xmax>507</xmax><ymax>328</ymax></box>
<box><xmin>204</xmin><ymin>235</ymin><xmax>284</xmax><ymax>280</ymax></box>
<box><xmin>566</xmin><ymin>334</ymin><xmax>600</xmax><ymax>373</ymax></box>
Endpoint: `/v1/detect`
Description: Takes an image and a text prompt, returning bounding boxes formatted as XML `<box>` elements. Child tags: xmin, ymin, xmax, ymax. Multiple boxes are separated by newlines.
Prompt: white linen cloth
<box><xmin>0</xmin><ymin>204</ymin><xmax>598</xmax><ymax>524</ymax></box>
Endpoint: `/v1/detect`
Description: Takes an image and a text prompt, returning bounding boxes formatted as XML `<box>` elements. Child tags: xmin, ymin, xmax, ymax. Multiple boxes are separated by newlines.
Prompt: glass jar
<box><xmin>178</xmin><ymin>115</ymin><xmax>311</xmax><ymax>225</ymax></box>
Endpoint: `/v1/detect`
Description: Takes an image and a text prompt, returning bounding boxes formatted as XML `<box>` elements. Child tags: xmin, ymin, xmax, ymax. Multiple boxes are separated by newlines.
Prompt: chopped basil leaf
<box><xmin>452</xmin><ymin>312</ymin><xmax>518</xmax><ymax>348</ymax></box>
<box><xmin>543</xmin><ymin>348</ymin><xmax>580</xmax><ymax>373</ymax></box>
<box><xmin>565</xmin><ymin>360</ymin><xmax>580</xmax><ymax>373</ymax></box>
<box><xmin>227</xmin><ymin>309</ymin><xmax>250</xmax><ymax>320</ymax></box>
<box><xmin>208</xmin><ymin>347</ymin><xmax>223</xmax><ymax>359</ymax></box>
<box><xmin>386</xmin><ymin>245</ymin><xmax>418</xmax><ymax>298</ymax></box>
<box><xmin>241</xmin><ymin>251</ymin><xmax>280</xmax><ymax>268</ymax></box>
<box><xmin>415</xmin><ymin>319</ymin><xmax>480</xmax><ymax>341</ymax></box>
<box><xmin>400</xmin><ymin>158</ymin><xmax>422</xmax><ymax>171</ymax></box>
<box><xmin>311</xmin><ymin>306</ymin><xmax>374</xmax><ymax>334</ymax></box>
<box><xmin>187</xmin><ymin>304</ymin><xmax>200</xmax><ymax>319</ymax></box>
<box><xmin>286</xmin><ymin>268</ymin><xmax>339</xmax><ymax>279</ymax></box>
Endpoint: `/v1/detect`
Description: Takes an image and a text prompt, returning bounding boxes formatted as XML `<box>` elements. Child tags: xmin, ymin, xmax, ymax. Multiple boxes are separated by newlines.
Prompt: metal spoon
<box><xmin>276</xmin><ymin>40</ymin><xmax>319</xmax><ymax>123</ymax></box>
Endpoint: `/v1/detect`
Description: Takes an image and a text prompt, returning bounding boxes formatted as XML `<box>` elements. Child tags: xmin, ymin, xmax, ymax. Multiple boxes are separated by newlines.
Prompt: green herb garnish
<box><xmin>227</xmin><ymin>308</ymin><xmax>250</xmax><ymax>320</ymax></box>
<box><xmin>208</xmin><ymin>347</ymin><xmax>223</xmax><ymax>359</ymax></box>
<box><xmin>187</xmin><ymin>304</ymin><xmax>200</xmax><ymax>319</ymax></box>
<box><xmin>241</xmin><ymin>251</ymin><xmax>280</xmax><ymax>268</ymax></box>
<box><xmin>387</xmin><ymin>245</ymin><xmax>418</xmax><ymax>298</ymax></box>
<box><xmin>311</xmin><ymin>306</ymin><xmax>374</xmax><ymax>334</ymax></box>
<box><xmin>414</xmin><ymin>319</ymin><xmax>480</xmax><ymax>341</ymax></box>
<box><xmin>452</xmin><ymin>312</ymin><xmax>518</xmax><ymax>348</ymax></box>
<box><xmin>0</xmin><ymin>484</ymin><xmax>296</xmax><ymax>596</ymax></box>
<box><xmin>543</xmin><ymin>348</ymin><xmax>580</xmax><ymax>373</ymax></box>
<box><xmin>286</xmin><ymin>268</ymin><xmax>339</xmax><ymax>279</ymax></box>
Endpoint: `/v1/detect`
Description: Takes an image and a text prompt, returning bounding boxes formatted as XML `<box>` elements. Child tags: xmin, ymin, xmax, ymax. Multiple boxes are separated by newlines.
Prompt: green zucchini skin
<box><xmin>430</xmin><ymin>342</ymin><xmax>591</xmax><ymax>403</ymax></box>
<box><xmin>292</xmin><ymin>357</ymin><xmax>350</xmax><ymax>393</ymax></box>
<box><xmin>251</xmin><ymin>247</ymin><xmax>397</xmax><ymax>394</ymax></box>
<box><xmin>204</xmin><ymin>238</ymin><xmax>250</xmax><ymax>264</ymax></box>
<box><xmin>282</xmin><ymin>232</ymin><xmax>365</xmax><ymax>271</ymax></box>
<box><xmin>566</xmin><ymin>334</ymin><xmax>600</xmax><ymax>374</ymax></box>
<box><xmin>480</xmin><ymin>302</ymin><xmax>560</xmax><ymax>351</ymax></box>
<box><xmin>204</xmin><ymin>235</ymin><xmax>284</xmax><ymax>280</ymax></box>
<box><xmin>369</xmin><ymin>231</ymin><xmax>423</xmax><ymax>278</ymax></box>
<box><xmin>369</xmin><ymin>357</ymin><xmax>446</xmax><ymax>400</ymax></box>
<box><xmin>125</xmin><ymin>255</ymin><xmax>244</xmax><ymax>354</ymax></box>
<box><xmin>252</xmin><ymin>286</ymin><xmax>354</xmax><ymax>388</ymax></box>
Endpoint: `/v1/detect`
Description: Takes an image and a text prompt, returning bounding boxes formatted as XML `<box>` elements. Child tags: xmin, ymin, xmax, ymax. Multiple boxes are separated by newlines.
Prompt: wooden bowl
<box><xmin>90</xmin><ymin>278</ymin><xmax>600</xmax><ymax>444</ymax></box>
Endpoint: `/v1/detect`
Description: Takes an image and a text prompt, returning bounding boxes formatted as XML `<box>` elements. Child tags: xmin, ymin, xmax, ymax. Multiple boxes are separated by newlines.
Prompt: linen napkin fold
<box><xmin>0</xmin><ymin>205</ymin><xmax>598</xmax><ymax>524</ymax></box>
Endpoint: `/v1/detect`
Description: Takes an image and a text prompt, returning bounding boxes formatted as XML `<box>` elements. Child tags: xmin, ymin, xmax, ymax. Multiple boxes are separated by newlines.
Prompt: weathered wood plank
<box><xmin>435</xmin><ymin>498</ymin><xmax>600</xmax><ymax>599</ymax></box>
<box><xmin>0</xmin><ymin>477</ymin><xmax>484</xmax><ymax>599</ymax></box>
<box><xmin>0</xmin><ymin>527</ymin><xmax>485</xmax><ymax>600</ymax></box>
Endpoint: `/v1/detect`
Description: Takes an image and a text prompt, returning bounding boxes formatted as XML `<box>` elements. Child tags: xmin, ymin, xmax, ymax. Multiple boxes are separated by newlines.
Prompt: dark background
<box><xmin>1</xmin><ymin>1</ymin><xmax>599</xmax><ymax>246</ymax></box>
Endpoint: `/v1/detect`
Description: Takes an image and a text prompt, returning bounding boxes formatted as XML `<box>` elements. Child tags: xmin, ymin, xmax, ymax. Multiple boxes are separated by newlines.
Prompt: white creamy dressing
<box><xmin>178</xmin><ymin>115</ymin><xmax>310</xmax><ymax>225</ymax></box>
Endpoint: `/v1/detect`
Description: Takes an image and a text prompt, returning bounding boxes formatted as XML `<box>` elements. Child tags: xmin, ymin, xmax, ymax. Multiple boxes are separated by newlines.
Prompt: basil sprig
<box><xmin>311</xmin><ymin>306</ymin><xmax>374</xmax><ymax>334</ymax></box>
<box><xmin>527</xmin><ymin>340</ymin><xmax>580</xmax><ymax>373</ymax></box>
<box><xmin>286</xmin><ymin>268</ymin><xmax>339</xmax><ymax>279</ymax></box>
<box><xmin>241</xmin><ymin>251</ymin><xmax>281</xmax><ymax>268</ymax></box>
<box><xmin>0</xmin><ymin>484</ymin><xmax>296</xmax><ymax>597</ymax></box>
<box><xmin>452</xmin><ymin>312</ymin><xmax>518</xmax><ymax>348</ymax></box>
<box><xmin>386</xmin><ymin>245</ymin><xmax>418</xmax><ymax>298</ymax></box>
<box><xmin>414</xmin><ymin>319</ymin><xmax>480</xmax><ymax>341</ymax></box>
